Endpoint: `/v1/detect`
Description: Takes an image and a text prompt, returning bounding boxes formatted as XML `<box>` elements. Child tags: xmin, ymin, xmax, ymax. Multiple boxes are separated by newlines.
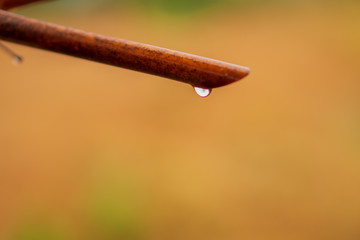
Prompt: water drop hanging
<box><xmin>194</xmin><ymin>87</ymin><xmax>212</xmax><ymax>97</ymax></box>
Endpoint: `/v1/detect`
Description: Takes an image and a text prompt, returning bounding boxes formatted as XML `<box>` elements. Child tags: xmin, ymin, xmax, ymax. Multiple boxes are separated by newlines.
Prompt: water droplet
<box><xmin>12</xmin><ymin>56</ymin><xmax>22</xmax><ymax>65</ymax></box>
<box><xmin>194</xmin><ymin>87</ymin><xmax>212</xmax><ymax>98</ymax></box>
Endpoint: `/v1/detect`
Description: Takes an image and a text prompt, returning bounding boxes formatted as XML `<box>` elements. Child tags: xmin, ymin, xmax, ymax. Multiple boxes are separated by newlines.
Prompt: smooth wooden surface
<box><xmin>0</xmin><ymin>10</ymin><xmax>249</xmax><ymax>88</ymax></box>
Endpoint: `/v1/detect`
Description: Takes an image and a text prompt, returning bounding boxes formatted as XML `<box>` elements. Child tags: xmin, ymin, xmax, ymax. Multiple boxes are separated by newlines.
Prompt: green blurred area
<box><xmin>18</xmin><ymin>0</ymin><xmax>356</xmax><ymax>15</ymax></box>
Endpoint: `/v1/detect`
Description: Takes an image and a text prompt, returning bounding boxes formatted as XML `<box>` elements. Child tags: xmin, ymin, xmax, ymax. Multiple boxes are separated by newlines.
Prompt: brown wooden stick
<box><xmin>0</xmin><ymin>10</ymin><xmax>249</xmax><ymax>88</ymax></box>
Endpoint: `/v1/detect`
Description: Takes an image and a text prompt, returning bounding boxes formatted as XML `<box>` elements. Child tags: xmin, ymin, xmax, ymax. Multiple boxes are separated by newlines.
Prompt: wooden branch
<box><xmin>0</xmin><ymin>10</ymin><xmax>249</xmax><ymax>88</ymax></box>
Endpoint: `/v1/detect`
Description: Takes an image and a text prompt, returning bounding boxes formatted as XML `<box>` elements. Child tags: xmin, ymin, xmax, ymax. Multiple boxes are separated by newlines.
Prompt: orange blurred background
<box><xmin>1</xmin><ymin>0</ymin><xmax>360</xmax><ymax>239</ymax></box>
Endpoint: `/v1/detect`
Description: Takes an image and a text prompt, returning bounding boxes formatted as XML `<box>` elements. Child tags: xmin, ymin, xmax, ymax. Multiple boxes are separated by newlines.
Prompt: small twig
<box><xmin>0</xmin><ymin>10</ymin><xmax>249</xmax><ymax>88</ymax></box>
<box><xmin>0</xmin><ymin>40</ymin><xmax>22</xmax><ymax>64</ymax></box>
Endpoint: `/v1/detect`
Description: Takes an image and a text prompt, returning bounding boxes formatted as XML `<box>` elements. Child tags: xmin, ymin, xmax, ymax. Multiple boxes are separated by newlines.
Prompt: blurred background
<box><xmin>1</xmin><ymin>0</ymin><xmax>360</xmax><ymax>239</ymax></box>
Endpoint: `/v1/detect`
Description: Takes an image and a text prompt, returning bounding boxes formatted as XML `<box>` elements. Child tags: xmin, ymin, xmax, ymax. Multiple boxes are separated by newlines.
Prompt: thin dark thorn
<box><xmin>0</xmin><ymin>40</ymin><xmax>23</xmax><ymax>65</ymax></box>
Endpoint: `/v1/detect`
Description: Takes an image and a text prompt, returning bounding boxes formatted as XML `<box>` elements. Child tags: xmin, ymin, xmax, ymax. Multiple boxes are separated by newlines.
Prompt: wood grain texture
<box><xmin>0</xmin><ymin>10</ymin><xmax>249</xmax><ymax>88</ymax></box>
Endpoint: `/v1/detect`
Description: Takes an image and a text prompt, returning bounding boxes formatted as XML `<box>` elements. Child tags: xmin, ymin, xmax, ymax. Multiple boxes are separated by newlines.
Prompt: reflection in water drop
<box><xmin>194</xmin><ymin>87</ymin><xmax>212</xmax><ymax>97</ymax></box>
<box><xmin>12</xmin><ymin>56</ymin><xmax>22</xmax><ymax>66</ymax></box>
